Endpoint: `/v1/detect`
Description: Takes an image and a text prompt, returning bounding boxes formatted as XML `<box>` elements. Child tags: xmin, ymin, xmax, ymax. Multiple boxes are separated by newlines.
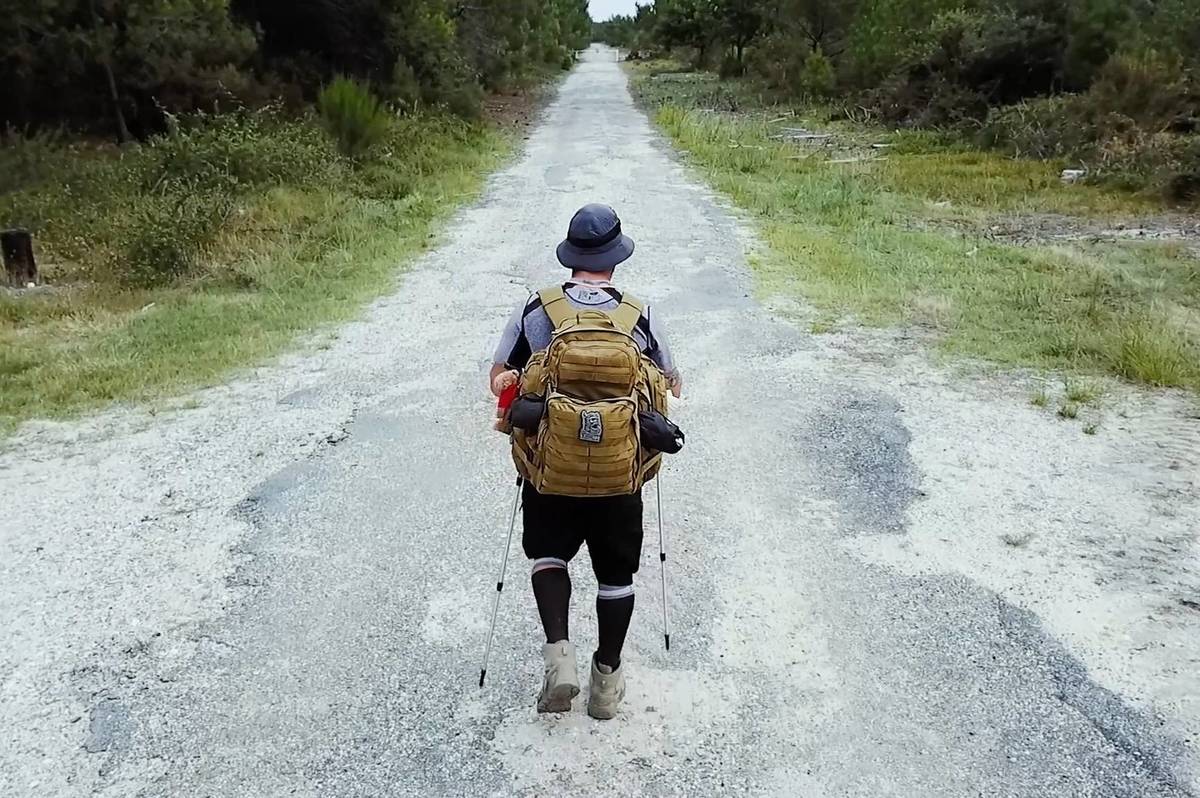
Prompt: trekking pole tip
<box><xmin>664</xmin><ymin>633</ymin><xmax>671</xmax><ymax>651</ymax></box>
<box><xmin>479</xmin><ymin>669</ymin><xmax>487</xmax><ymax>688</ymax></box>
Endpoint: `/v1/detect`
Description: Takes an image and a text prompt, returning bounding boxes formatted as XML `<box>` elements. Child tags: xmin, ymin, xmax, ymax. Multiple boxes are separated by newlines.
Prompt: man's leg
<box><xmin>521</xmin><ymin>483</ymin><xmax>585</xmax><ymax>712</ymax></box>
<box><xmin>532</xmin><ymin>557</ymin><xmax>571</xmax><ymax>643</ymax></box>
<box><xmin>585</xmin><ymin>491</ymin><xmax>644</xmax><ymax>719</ymax></box>
<box><xmin>595</xmin><ymin>583</ymin><xmax>635</xmax><ymax>669</ymax></box>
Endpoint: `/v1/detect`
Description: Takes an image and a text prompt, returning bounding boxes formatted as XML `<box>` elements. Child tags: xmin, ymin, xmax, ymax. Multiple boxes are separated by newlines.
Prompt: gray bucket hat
<box><xmin>556</xmin><ymin>204</ymin><xmax>635</xmax><ymax>272</ymax></box>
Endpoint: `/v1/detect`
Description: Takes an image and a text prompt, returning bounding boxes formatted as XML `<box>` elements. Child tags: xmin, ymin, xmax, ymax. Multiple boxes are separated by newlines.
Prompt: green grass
<box><xmin>0</xmin><ymin>113</ymin><xmax>511</xmax><ymax>432</ymax></box>
<box><xmin>1064</xmin><ymin>378</ymin><xmax>1103</xmax><ymax>404</ymax></box>
<box><xmin>638</xmin><ymin>83</ymin><xmax>1200</xmax><ymax>393</ymax></box>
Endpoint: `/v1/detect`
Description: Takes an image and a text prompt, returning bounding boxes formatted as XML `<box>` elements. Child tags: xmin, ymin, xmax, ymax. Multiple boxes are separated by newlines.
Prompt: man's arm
<box><xmin>644</xmin><ymin>306</ymin><xmax>682</xmax><ymax>398</ymax></box>
<box><xmin>490</xmin><ymin>296</ymin><xmax>533</xmax><ymax>396</ymax></box>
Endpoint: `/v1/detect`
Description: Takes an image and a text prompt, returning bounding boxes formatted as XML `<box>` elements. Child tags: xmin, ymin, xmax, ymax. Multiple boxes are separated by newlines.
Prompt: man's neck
<box><xmin>569</xmin><ymin>270</ymin><xmax>614</xmax><ymax>284</ymax></box>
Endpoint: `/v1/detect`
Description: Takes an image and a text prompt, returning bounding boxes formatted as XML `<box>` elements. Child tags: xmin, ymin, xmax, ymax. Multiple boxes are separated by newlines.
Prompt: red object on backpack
<box><xmin>497</xmin><ymin>382</ymin><xmax>518</xmax><ymax>413</ymax></box>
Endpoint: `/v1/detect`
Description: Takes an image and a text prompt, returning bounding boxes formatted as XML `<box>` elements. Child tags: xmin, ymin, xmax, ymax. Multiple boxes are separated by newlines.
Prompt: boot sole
<box><xmin>537</xmin><ymin>682</ymin><xmax>580</xmax><ymax>713</ymax></box>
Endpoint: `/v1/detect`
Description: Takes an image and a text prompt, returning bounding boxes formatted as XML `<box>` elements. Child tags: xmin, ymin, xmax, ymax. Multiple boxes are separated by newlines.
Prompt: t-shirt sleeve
<box><xmin>493</xmin><ymin>295</ymin><xmax>534</xmax><ymax>369</ymax></box>
<box><xmin>641</xmin><ymin>305</ymin><xmax>679</xmax><ymax>382</ymax></box>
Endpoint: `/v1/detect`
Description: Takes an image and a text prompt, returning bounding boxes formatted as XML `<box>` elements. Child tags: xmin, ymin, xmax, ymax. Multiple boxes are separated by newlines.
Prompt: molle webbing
<box><xmin>538</xmin><ymin>285</ymin><xmax>644</xmax><ymax>334</ymax></box>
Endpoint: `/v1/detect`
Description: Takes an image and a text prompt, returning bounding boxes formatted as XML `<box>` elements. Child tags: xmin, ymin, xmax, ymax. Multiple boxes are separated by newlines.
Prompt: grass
<box><xmin>0</xmin><ymin>111</ymin><xmax>511</xmax><ymax>432</ymax></box>
<box><xmin>1064</xmin><ymin>378</ymin><xmax>1103</xmax><ymax>404</ymax></box>
<box><xmin>629</xmin><ymin>66</ymin><xmax>1200</xmax><ymax>393</ymax></box>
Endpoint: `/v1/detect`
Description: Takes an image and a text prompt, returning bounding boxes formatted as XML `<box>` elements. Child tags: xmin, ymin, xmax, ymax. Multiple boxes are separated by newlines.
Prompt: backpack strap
<box><xmin>538</xmin><ymin>285</ymin><xmax>573</xmax><ymax>329</ymax></box>
<box><xmin>610</xmin><ymin>293</ymin><xmax>643</xmax><ymax>334</ymax></box>
<box><xmin>538</xmin><ymin>285</ymin><xmax>644</xmax><ymax>333</ymax></box>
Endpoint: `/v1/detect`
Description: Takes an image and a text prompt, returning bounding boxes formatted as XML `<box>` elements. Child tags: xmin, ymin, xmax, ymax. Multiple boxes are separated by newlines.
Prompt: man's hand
<box><xmin>668</xmin><ymin>372</ymin><xmax>683</xmax><ymax>399</ymax></box>
<box><xmin>492</xmin><ymin>368</ymin><xmax>519</xmax><ymax>397</ymax></box>
<box><xmin>489</xmin><ymin>363</ymin><xmax>517</xmax><ymax>397</ymax></box>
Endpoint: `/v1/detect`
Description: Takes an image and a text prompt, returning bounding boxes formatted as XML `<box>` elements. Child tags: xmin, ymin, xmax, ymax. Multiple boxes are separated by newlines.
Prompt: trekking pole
<box><xmin>656</xmin><ymin>473</ymin><xmax>671</xmax><ymax>651</ymax></box>
<box><xmin>480</xmin><ymin>480</ymin><xmax>522</xmax><ymax>688</ymax></box>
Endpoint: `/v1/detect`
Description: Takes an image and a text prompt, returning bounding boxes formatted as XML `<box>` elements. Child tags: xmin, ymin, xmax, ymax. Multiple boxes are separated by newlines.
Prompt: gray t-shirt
<box><xmin>493</xmin><ymin>281</ymin><xmax>677</xmax><ymax>380</ymax></box>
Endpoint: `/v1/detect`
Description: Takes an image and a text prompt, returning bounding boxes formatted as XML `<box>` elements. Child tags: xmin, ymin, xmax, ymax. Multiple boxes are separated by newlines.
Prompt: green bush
<box><xmin>119</xmin><ymin>193</ymin><xmax>232</xmax><ymax>286</ymax></box>
<box><xmin>980</xmin><ymin>96</ymin><xmax>1097</xmax><ymax>159</ymax></box>
<box><xmin>1088</xmin><ymin>50</ymin><xmax>1193</xmax><ymax>130</ymax></box>
<box><xmin>390</xmin><ymin>59</ymin><xmax>423</xmax><ymax>113</ymax></box>
<box><xmin>145</xmin><ymin>109</ymin><xmax>338</xmax><ymax>194</ymax></box>
<box><xmin>797</xmin><ymin>49</ymin><xmax>837</xmax><ymax>100</ymax></box>
<box><xmin>318</xmin><ymin>78</ymin><xmax>392</xmax><ymax>159</ymax></box>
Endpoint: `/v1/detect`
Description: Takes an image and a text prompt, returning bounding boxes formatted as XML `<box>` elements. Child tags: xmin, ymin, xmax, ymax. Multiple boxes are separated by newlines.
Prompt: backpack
<box><xmin>510</xmin><ymin>285</ymin><xmax>670</xmax><ymax>497</ymax></box>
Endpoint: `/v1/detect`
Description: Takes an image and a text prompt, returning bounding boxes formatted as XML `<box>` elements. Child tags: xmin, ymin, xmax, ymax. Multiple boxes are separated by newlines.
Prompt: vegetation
<box><xmin>2</xmin><ymin>1</ymin><xmax>592</xmax><ymax>430</ymax></box>
<box><xmin>630</xmin><ymin>67</ymin><xmax>1200</xmax><ymax>393</ymax></box>
<box><xmin>596</xmin><ymin>0</ymin><xmax>1200</xmax><ymax>200</ymax></box>
<box><xmin>318</xmin><ymin>78</ymin><xmax>392</xmax><ymax>158</ymax></box>
<box><xmin>0</xmin><ymin>110</ymin><xmax>508</xmax><ymax>431</ymax></box>
<box><xmin>3</xmin><ymin>0</ymin><xmax>591</xmax><ymax>138</ymax></box>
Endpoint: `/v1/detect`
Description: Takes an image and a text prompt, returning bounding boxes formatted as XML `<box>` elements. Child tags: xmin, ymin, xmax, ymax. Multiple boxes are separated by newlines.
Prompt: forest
<box><xmin>594</xmin><ymin>0</ymin><xmax>1200</xmax><ymax>200</ymax></box>
<box><xmin>4</xmin><ymin>0</ymin><xmax>592</xmax><ymax>139</ymax></box>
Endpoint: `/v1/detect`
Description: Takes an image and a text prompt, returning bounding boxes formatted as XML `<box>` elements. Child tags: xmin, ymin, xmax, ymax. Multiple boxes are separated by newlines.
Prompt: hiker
<box><xmin>490</xmin><ymin>203</ymin><xmax>681</xmax><ymax>719</ymax></box>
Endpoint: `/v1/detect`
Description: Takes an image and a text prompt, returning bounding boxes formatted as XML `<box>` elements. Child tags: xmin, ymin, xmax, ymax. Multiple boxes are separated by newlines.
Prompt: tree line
<box><xmin>3</xmin><ymin>0</ymin><xmax>592</xmax><ymax>141</ymax></box>
<box><xmin>595</xmin><ymin>0</ymin><xmax>1199</xmax><ymax>198</ymax></box>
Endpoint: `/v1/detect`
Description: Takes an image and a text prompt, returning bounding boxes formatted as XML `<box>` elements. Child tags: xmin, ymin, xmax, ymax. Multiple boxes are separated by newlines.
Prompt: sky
<box><xmin>589</xmin><ymin>0</ymin><xmax>641</xmax><ymax>21</ymax></box>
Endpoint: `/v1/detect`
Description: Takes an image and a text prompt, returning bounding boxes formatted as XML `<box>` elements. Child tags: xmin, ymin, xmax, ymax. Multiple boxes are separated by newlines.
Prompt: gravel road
<box><xmin>3</xmin><ymin>46</ymin><xmax>1199</xmax><ymax>797</ymax></box>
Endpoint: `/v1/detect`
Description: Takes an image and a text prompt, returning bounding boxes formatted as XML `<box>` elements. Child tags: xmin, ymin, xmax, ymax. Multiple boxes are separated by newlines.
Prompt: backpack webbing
<box><xmin>538</xmin><ymin>285</ymin><xmax>643</xmax><ymax>333</ymax></box>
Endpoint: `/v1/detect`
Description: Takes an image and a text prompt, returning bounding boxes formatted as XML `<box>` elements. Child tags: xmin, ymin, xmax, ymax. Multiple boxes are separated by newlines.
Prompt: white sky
<box><xmin>589</xmin><ymin>0</ymin><xmax>641</xmax><ymax>21</ymax></box>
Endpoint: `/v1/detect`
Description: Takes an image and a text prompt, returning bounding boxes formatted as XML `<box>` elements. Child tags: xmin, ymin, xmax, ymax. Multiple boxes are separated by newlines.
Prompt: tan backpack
<box><xmin>511</xmin><ymin>285</ymin><xmax>669</xmax><ymax>497</ymax></box>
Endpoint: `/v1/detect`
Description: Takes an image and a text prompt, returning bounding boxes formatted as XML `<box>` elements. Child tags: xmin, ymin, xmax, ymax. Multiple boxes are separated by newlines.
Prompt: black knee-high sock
<box><xmin>596</xmin><ymin>594</ymin><xmax>635</xmax><ymax>669</ymax></box>
<box><xmin>532</xmin><ymin>569</ymin><xmax>571</xmax><ymax>643</ymax></box>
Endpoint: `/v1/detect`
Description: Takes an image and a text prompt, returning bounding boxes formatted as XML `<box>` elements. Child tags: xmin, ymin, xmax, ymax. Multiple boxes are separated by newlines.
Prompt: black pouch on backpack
<box><xmin>509</xmin><ymin>394</ymin><xmax>546</xmax><ymax>433</ymax></box>
<box><xmin>639</xmin><ymin>409</ymin><xmax>685</xmax><ymax>454</ymax></box>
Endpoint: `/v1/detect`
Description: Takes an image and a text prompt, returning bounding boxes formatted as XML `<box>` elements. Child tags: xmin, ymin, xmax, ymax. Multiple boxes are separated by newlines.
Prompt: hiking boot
<box><xmin>587</xmin><ymin>655</ymin><xmax>626</xmax><ymax>720</ymax></box>
<box><xmin>537</xmin><ymin>641</ymin><xmax>580</xmax><ymax>713</ymax></box>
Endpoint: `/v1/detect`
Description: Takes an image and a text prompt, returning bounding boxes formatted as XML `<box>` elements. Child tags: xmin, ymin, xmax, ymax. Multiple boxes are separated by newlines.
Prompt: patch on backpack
<box><xmin>579</xmin><ymin>410</ymin><xmax>603</xmax><ymax>444</ymax></box>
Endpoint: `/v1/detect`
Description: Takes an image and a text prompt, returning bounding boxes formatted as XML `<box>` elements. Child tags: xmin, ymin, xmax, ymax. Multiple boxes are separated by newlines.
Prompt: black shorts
<box><xmin>521</xmin><ymin>481</ymin><xmax>644</xmax><ymax>586</ymax></box>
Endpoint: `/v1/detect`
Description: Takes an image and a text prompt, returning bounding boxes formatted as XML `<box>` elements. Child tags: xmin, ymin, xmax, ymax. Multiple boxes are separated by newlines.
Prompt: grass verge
<box><xmin>1</xmin><ymin>110</ymin><xmax>514</xmax><ymax>433</ymax></box>
<box><xmin>630</xmin><ymin>65</ymin><xmax>1200</xmax><ymax>392</ymax></box>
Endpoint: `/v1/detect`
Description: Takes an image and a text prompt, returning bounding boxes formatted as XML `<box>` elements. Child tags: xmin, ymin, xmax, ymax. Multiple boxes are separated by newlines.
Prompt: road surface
<box><xmin>3</xmin><ymin>45</ymin><xmax>1198</xmax><ymax>797</ymax></box>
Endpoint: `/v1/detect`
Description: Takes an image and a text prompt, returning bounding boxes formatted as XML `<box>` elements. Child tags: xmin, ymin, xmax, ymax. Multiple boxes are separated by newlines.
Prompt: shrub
<box><xmin>798</xmin><ymin>49</ymin><xmax>837</xmax><ymax>100</ymax></box>
<box><xmin>980</xmin><ymin>95</ymin><xmax>1097</xmax><ymax>159</ymax></box>
<box><xmin>719</xmin><ymin>54</ymin><xmax>746</xmax><ymax>79</ymax></box>
<box><xmin>144</xmin><ymin>108</ymin><xmax>338</xmax><ymax>194</ymax></box>
<box><xmin>119</xmin><ymin>192</ymin><xmax>232</xmax><ymax>286</ymax></box>
<box><xmin>390</xmin><ymin>59</ymin><xmax>423</xmax><ymax>114</ymax></box>
<box><xmin>317</xmin><ymin>78</ymin><xmax>391</xmax><ymax>159</ymax></box>
<box><xmin>1088</xmin><ymin>50</ymin><xmax>1193</xmax><ymax>131</ymax></box>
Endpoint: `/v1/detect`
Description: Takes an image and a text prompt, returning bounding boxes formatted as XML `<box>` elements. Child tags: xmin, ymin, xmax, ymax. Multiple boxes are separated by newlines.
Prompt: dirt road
<box><xmin>3</xmin><ymin>46</ymin><xmax>1199</xmax><ymax>797</ymax></box>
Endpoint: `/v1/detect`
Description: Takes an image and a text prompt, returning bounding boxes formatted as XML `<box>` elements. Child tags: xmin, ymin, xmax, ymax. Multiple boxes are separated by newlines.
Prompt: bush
<box><xmin>980</xmin><ymin>95</ymin><xmax>1097</xmax><ymax>159</ymax></box>
<box><xmin>119</xmin><ymin>193</ymin><xmax>231</xmax><ymax>286</ymax></box>
<box><xmin>317</xmin><ymin>78</ymin><xmax>392</xmax><ymax>159</ymax></box>
<box><xmin>145</xmin><ymin>109</ymin><xmax>339</xmax><ymax>193</ymax></box>
<box><xmin>1088</xmin><ymin>50</ymin><xmax>1194</xmax><ymax>131</ymax></box>
<box><xmin>390</xmin><ymin>59</ymin><xmax>423</xmax><ymax>114</ymax></box>
<box><xmin>719</xmin><ymin>54</ymin><xmax>746</xmax><ymax>79</ymax></box>
<box><xmin>798</xmin><ymin>49</ymin><xmax>837</xmax><ymax>100</ymax></box>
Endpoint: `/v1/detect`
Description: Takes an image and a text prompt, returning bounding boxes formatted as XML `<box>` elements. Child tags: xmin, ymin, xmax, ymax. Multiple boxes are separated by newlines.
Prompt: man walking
<box><xmin>490</xmin><ymin>203</ymin><xmax>680</xmax><ymax>719</ymax></box>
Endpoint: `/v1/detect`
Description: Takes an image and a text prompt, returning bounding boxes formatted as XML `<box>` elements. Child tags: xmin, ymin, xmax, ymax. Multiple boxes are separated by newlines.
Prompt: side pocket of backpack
<box><xmin>511</xmin><ymin>352</ymin><xmax>549</xmax><ymax>480</ymax></box>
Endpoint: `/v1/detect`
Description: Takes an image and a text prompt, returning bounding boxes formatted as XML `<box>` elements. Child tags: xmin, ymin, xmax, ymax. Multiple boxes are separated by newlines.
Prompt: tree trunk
<box><xmin>89</xmin><ymin>0</ymin><xmax>131</xmax><ymax>144</ymax></box>
<box><xmin>100</xmin><ymin>59</ymin><xmax>132</xmax><ymax>144</ymax></box>
<box><xmin>2</xmin><ymin>229</ymin><xmax>38</xmax><ymax>287</ymax></box>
